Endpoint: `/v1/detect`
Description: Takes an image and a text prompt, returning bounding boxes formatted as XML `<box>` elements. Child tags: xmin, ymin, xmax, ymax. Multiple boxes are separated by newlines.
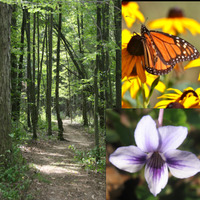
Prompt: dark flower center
<box><xmin>127</xmin><ymin>34</ymin><xmax>144</xmax><ymax>56</ymax></box>
<box><xmin>168</xmin><ymin>7</ymin><xmax>184</xmax><ymax>18</ymax></box>
<box><xmin>167</xmin><ymin>102</ymin><xmax>185</xmax><ymax>108</ymax></box>
<box><xmin>148</xmin><ymin>152</ymin><xmax>165</xmax><ymax>169</ymax></box>
<box><xmin>122</xmin><ymin>2</ymin><xmax>129</xmax><ymax>6</ymax></box>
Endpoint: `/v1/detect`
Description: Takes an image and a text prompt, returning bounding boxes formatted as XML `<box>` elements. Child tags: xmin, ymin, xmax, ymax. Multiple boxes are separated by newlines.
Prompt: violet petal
<box><xmin>158</xmin><ymin>126</ymin><xmax>188</xmax><ymax>153</ymax></box>
<box><xmin>109</xmin><ymin>145</ymin><xmax>147</xmax><ymax>173</ymax></box>
<box><xmin>165</xmin><ymin>149</ymin><xmax>200</xmax><ymax>178</ymax></box>
<box><xmin>134</xmin><ymin>115</ymin><xmax>159</xmax><ymax>153</ymax></box>
<box><xmin>145</xmin><ymin>161</ymin><xmax>168</xmax><ymax>196</ymax></box>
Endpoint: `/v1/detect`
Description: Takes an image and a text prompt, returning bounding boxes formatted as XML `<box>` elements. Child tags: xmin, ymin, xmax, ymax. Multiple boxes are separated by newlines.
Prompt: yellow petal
<box><xmin>167</xmin><ymin>88</ymin><xmax>183</xmax><ymax>95</ymax></box>
<box><xmin>136</xmin><ymin>56</ymin><xmax>146</xmax><ymax>83</ymax></box>
<box><xmin>154</xmin><ymin>100</ymin><xmax>174</xmax><ymax>108</ymax></box>
<box><xmin>122</xmin><ymin>55</ymin><xmax>136</xmax><ymax>78</ymax></box>
<box><xmin>195</xmin><ymin>88</ymin><xmax>200</xmax><ymax>95</ymax></box>
<box><xmin>181</xmin><ymin>18</ymin><xmax>200</xmax><ymax>35</ymax></box>
<box><xmin>143</xmin><ymin>83</ymin><xmax>150</xmax><ymax>98</ymax></box>
<box><xmin>146</xmin><ymin>74</ymin><xmax>166</xmax><ymax>93</ymax></box>
<box><xmin>181</xmin><ymin>96</ymin><xmax>199</xmax><ymax>108</ymax></box>
<box><xmin>122</xmin><ymin>2</ymin><xmax>144</xmax><ymax>28</ymax></box>
<box><xmin>184</xmin><ymin>59</ymin><xmax>200</xmax><ymax>70</ymax></box>
<box><xmin>122</xmin><ymin>100</ymin><xmax>132</xmax><ymax>108</ymax></box>
<box><xmin>157</xmin><ymin>93</ymin><xmax>180</xmax><ymax>100</ymax></box>
<box><xmin>183</xmin><ymin>87</ymin><xmax>195</xmax><ymax>91</ymax></box>
<box><xmin>149</xmin><ymin>18</ymin><xmax>168</xmax><ymax>29</ymax></box>
<box><xmin>135</xmin><ymin>10</ymin><xmax>145</xmax><ymax>23</ymax></box>
<box><xmin>122</xmin><ymin>79</ymin><xmax>132</xmax><ymax>97</ymax></box>
<box><xmin>130</xmin><ymin>79</ymin><xmax>140</xmax><ymax>99</ymax></box>
<box><xmin>122</xmin><ymin>29</ymin><xmax>132</xmax><ymax>47</ymax></box>
<box><xmin>173</xmin><ymin>19</ymin><xmax>184</xmax><ymax>34</ymax></box>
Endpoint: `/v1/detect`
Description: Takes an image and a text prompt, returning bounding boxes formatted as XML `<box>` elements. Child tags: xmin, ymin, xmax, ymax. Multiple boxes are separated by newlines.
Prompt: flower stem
<box><xmin>158</xmin><ymin>109</ymin><xmax>164</xmax><ymax>127</ymax></box>
<box><xmin>141</xmin><ymin>83</ymin><xmax>147</xmax><ymax>108</ymax></box>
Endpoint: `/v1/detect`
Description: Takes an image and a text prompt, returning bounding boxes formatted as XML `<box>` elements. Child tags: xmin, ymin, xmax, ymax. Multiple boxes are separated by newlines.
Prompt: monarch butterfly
<box><xmin>129</xmin><ymin>25</ymin><xmax>200</xmax><ymax>75</ymax></box>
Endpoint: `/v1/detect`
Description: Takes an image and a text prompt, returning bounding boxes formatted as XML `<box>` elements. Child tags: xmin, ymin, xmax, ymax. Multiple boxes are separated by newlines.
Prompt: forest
<box><xmin>0</xmin><ymin>0</ymin><xmax>121</xmax><ymax>199</ymax></box>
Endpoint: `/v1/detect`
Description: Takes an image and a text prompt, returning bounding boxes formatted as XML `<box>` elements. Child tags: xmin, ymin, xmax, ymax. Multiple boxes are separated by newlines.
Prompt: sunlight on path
<box><xmin>21</xmin><ymin>119</ymin><xmax>105</xmax><ymax>200</ymax></box>
<box><xmin>31</xmin><ymin>163</ymin><xmax>80</xmax><ymax>174</ymax></box>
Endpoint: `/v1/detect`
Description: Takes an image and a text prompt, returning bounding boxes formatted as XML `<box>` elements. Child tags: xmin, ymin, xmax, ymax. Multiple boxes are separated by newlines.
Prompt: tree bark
<box><xmin>94</xmin><ymin>0</ymin><xmax>101</xmax><ymax>162</ymax></box>
<box><xmin>25</xmin><ymin>9</ymin><xmax>32</xmax><ymax>129</ymax></box>
<box><xmin>114</xmin><ymin>0</ymin><xmax>121</xmax><ymax>109</ymax></box>
<box><xmin>55</xmin><ymin>4</ymin><xmax>64</xmax><ymax>140</ymax></box>
<box><xmin>16</xmin><ymin>8</ymin><xmax>26</xmax><ymax>121</ymax></box>
<box><xmin>31</xmin><ymin>12</ymin><xmax>37</xmax><ymax>139</ymax></box>
<box><xmin>0</xmin><ymin>2</ymin><xmax>12</xmax><ymax>165</ymax></box>
<box><xmin>46</xmin><ymin>9</ymin><xmax>53</xmax><ymax>136</ymax></box>
<box><xmin>11</xmin><ymin>5</ymin><xmax>18</xmax><ymax>121</ymax></box>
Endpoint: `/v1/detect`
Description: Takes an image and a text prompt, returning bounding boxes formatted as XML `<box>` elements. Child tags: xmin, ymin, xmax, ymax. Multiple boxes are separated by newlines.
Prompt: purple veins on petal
<box><xmin>125</xmin><ymin>154</ymin><xmax>147</xmax><ymax>164</ymax></box>
<box><xmin>165</xmin><ymin>149</ymin><xmax>200</xmax><ymax>178</ymax></box>
<box><xmin>145</xmin><ymin>161</ymin><xmax>168</xmax><ymax>196</ymax></box>
<box><xmin>148</xmin><ymin>152</ymin><xmax>165</xmax><ymax>169</ymax></box>
<box><xmin>109</xmin><ymin>146</ymin><xmax>147</xmax><ymax>173</ymax></box>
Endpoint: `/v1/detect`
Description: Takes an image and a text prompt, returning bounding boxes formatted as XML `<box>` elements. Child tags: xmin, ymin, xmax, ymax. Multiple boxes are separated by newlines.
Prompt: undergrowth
<box><xmin>0</xmin><ymin>145</ymin><xmax>32</xmax><ymax>200</ymax></box>
<box><xmin>68</xmin><ymin>144</ymin><xmax>106</xmax><ymax>173</ymax></box>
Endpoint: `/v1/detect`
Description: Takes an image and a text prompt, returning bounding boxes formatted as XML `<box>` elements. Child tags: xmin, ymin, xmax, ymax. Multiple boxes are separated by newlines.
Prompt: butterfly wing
<box><xmin>142</xmin><ymin>32</ymin><xmax>174</xmax><ymax>75</ymax></box>
<box><xmin>141</xmin><ymin>25</ymin><xmax>199</xmax><ymax>75</ymax></box>
<box><xmin>150</xmin><ymin>31</ymin><xmax>199</xmax><ymax>64</ymax></box>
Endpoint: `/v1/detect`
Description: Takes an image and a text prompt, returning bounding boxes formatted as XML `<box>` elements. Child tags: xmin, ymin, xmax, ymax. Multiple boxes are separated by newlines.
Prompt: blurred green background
<box><xmin>122</xmin><ymin>2</ymin><xmax>200</xmax><ymax>107</ymax></box>
<box><xmin>106</xmin><ymin>108</ymin><xmax>200</xmax><ymax>200</ymax></box>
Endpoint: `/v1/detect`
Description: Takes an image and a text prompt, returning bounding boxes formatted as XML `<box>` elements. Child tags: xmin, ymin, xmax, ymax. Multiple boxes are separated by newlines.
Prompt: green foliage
<box><xmin>0</xmin><ymin>145</ymin><xmax>31</xmax><ymax>200</ymax></box>
<box><xmin>68</xmin><ymin>144</ymin><xmax>105</xmax><ymax>173</ymax></box>
<box><xmin>33</xmin><ymin>172</ymin><xmax>51</xmax><ymax>184</ymax></box>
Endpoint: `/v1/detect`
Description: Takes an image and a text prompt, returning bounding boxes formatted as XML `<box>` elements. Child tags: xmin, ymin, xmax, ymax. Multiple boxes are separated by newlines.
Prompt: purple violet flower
<box><xmin>109</xmin><ymin>115</ymin><xmax>200</xmax><ymax>196</ymax></box>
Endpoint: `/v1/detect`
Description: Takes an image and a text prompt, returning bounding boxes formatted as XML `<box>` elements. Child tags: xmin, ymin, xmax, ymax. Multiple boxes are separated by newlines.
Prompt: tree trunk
<box><xmin>25</xmin><ymin>9</ymin><xmax>32</xmax><ymax>129</ymax></box>
<box><xmin>0</xmin><ymin>2</ymin><xmax>12</xmax><ymax>165</ymax></box>
<box><xmin>46</xmin><ymin>9</ymin><xmax>53</xmax><ymax>136</ymax></box>
<box><xmin>16</xmin><ymin>8</ymin><xmax>26</xmax><ymax>121</ymax></box>
<box><xmin>31</xmin><ymin>12</ymin><xmax>37</xmax><ymax>139</ymax></box>
<box><xmin>55</xmin><ymin>4</ymin><xmax>64</xmax><ymax>140</ymax></box>
<box><xmin>114</xmin><ymin>0</ymin><xmax>121</xmax><ymax>109</ymax></box>
<box><xmin>94</xmin><ymin>0</ymin><xmax>101</xmax><ymax>162</ymax></box>
<box><xmin>11</xmin><ymin>5</ymin><xmax>18</xmax><ymax>121</ymax></box>
<box><xmin>37</xmin><ymin>14</ymin><xmax>47</xmax><ymax>119</ymax></box>
<box><xmin>77</xmin><ymin>6</ymin><xmax>88</xmax><ymax>126</ymax></box>
<box><xmin>103</xmin><ymin>2</ymin><xmax>111</xmax><ymax>108</ymax></box>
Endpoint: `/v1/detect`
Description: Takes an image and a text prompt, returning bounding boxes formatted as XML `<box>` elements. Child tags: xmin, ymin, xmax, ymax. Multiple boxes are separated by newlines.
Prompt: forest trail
<box><xmin>21</xmin><ymin>120</ymin><xmax>105</xmax><ymax>200</ymax></box>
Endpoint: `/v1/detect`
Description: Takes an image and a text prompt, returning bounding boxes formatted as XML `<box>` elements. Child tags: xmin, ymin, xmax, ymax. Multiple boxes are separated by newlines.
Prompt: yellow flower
<box><xmin>155</xmin><ymin>87</ymin><xmax>200</xmax><ymax>108</ymax></box>
<box><xmin>122</xmin><ymin>30</ymin><xmax>146</xmax><ymax>83</ymax></box>
<box><xmin>184</xmin><ymin>59</ymin><xmax>200</xmax><ymax>81</ymax></box>
<box><xmin>149</xmin><ymin>7</ymin><xmax>200</xmax><ymax>35</ymax></box>
<box><xmin>184</xmin><ymin>58</ymin><xmax>200</xmax><ymax>70</ymax></box>
<box><xmin>122</xmin><ymin>1</ymin><xmax>144</xmax><ymax>28</ymax></box>
<box><xmin>122</xmin><ymin>73</ymin><xmax>166</xmax><ymax>101</ymax></box>
<box><xmin>122</xmin><ymin>29</ymin><xmax>132</xmax><ymax>49</ymax></box>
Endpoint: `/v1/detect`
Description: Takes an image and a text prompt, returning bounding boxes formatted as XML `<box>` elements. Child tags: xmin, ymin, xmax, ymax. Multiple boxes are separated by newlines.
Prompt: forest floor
<box><xmin>20</xmin><ymin>119</ymin><xmax>105</xmax><ymax>200</ymax></box>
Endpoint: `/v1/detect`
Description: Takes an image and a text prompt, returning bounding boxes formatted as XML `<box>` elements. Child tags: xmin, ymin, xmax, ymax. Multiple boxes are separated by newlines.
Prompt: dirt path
<box><xmin>21</xmin><ymin>120</ymin><xmax>105</xmax><ymax>200</ymax></box>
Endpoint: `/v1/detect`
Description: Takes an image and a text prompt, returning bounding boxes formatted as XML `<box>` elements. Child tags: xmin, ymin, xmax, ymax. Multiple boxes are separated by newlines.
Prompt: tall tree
<box><xmin>94</xmin><ymin>0</ymin><xmax>101</xmax><ymax>162</ymax></box>
<box><xmin>25</xmin><ymin>9</ymin><xmax>32</xmax><ymax>128</ymax></box>
<box><xmin>0</xmin><ymin>2</ymin><xmax>12</xmax><ymax>165</ymax></box>
<box><xmin>16</xmin><ymin>8</ymin><xmax>26</xmax><ymax>121</ymax></box>
<box><xmin>31</xmin><ymin>12</ymin><xmax>37</xmax><ymax>139</ymax></box>
<box><xmin>11</xmin><ymin>5</ymin><xmax>18</xmax><ymax>121</ymax></box>
<box><xmin>46</xmin><ymin>9</ymin><xmax>53</xmax><ymax>136</ymax></box>
<box><xmin>55</xmin><ymin>4</ymin><xmax>64</xmax><ymax>140</ymax></box>
<box><xmin>114</xmin><ymin>0</ymin><xmax>121</xmax><ymax>108</ymax></box>
<box><xmin>77</xmin><ymin>5</ymin><xmax>88</xmax><ymax>126</ymax></box>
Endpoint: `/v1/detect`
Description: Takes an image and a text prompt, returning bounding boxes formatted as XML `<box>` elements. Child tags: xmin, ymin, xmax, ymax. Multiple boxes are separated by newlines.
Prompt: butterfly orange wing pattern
<box><xmin>141</xmin><ymin>25</ymin><xmax>200</xmax><ymax>75</ymax></box>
